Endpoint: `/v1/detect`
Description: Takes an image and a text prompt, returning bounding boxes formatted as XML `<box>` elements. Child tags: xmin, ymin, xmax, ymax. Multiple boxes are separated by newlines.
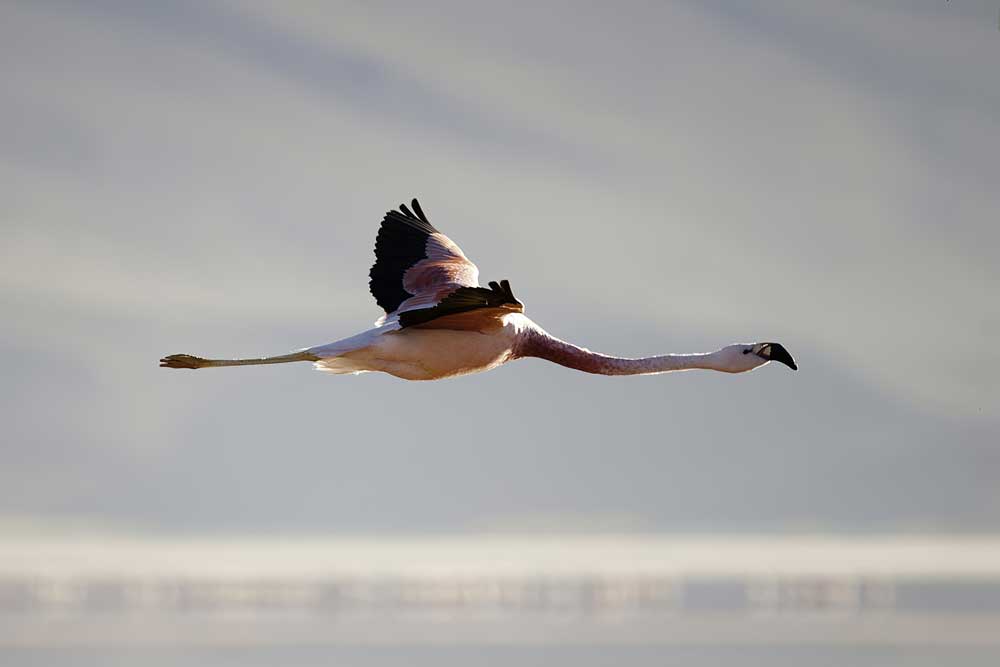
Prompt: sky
<box><xmin>1</xmin><ymin>0</ymin><xmax>998</xmax><ymax>535</ymax></box>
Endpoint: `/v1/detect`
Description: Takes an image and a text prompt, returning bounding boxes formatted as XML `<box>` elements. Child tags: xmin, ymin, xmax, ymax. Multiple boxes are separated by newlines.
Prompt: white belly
<box><xmin>337</xmin><ymin>324</ymin><xmax>519</xmax><ymax>380</ymax></box>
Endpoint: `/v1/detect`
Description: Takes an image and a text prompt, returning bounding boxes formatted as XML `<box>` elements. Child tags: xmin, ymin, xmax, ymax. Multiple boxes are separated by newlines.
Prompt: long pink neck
<box><xmin>514</xmin><ymin>327</ymin><xmax>726</xmax><ymax>375</ymax></box>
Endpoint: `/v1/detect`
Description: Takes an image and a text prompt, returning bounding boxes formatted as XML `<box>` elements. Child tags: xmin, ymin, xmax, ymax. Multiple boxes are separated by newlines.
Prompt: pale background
<box><xmin>2</xmin><ymin>1</ymin><xmax>999</xmax><ymax>663</ymax></box>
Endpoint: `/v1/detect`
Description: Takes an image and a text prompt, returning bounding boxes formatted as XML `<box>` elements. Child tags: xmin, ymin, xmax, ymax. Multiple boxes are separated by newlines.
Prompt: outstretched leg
<box><xmin>160</xmin><ymin>350</ymin><xmax>319</xmax><ymax>369</ymax></box>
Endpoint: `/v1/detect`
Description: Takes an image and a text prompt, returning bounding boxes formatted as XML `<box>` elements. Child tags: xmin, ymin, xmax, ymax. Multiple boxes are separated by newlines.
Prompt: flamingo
<box><xmin>161</xmin><ymin>199</ymin><xmax>796</xmax><ymax>379</ymax></box>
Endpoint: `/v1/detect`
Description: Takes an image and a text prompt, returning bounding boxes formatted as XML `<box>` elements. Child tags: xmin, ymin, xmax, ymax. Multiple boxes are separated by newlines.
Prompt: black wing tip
<box><xmin>370</xmin><ymin>198</ymin><xmax>438</xmax><ymax>314</ymax></box>
<box><xmin>491</xmin><ymin>278</ymin><xmax>518</xmax><ymax>303</ymax></box>
<box><xmin>393</xmin><ymin>197</ymin><xmax>430</xmax><ymax>222</ymax></box>
<box><xmin>398</xmin><ymin>281</ymin><xmax>522</xmax><ymax>328</ymax></box>
<box><xmin>383</xmin><ymin>197</ymin><xmax>436</xmax><ymax>235</ymax></box>
<box><xmin>410</xmin><ymin>198</ymin><xmax>429</xmax><ymax>223</ymax></box>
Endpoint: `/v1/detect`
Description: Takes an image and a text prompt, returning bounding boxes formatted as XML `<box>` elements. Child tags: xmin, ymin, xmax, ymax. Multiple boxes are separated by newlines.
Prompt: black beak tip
<box><xmin>768</xmin><ymin>343</ymin><xmax>797</xmax><ymax>371</ymax></box>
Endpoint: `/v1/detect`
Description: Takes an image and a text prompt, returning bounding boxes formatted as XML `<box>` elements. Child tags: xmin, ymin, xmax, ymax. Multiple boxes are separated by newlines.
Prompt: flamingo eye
<box><xmin>742</xmin><ymin>348</ymin><xmax>751</xmax><ymax>355</ymax></box>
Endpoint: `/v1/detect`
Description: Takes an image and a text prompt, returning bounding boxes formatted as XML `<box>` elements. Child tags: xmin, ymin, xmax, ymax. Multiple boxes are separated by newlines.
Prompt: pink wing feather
<box><xmin>369</xmin><ymin>200</ymin><xmax>481</xmax><ymax>325</ymax></box>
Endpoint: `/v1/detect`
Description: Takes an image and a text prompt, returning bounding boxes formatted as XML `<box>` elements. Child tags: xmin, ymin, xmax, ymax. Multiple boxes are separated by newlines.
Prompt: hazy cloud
<box><xmin>1</xmin><ymin>1</ymin><xmax>997</xmax><ymax>534</ymax></box>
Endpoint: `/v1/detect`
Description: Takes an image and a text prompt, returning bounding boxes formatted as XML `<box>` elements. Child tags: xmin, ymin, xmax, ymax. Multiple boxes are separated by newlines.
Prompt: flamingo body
<box><xmin>310</xmin><ymin>314</ymin><xmax>532</xmax><ymax>381</ymax></box>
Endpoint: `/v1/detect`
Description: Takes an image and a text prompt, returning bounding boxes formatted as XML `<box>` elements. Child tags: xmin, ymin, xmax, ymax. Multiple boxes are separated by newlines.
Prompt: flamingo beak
<box><xmin>765</xmin><ymin>343</ymin><xmax>797</xmax><ymax>370</ymax></box>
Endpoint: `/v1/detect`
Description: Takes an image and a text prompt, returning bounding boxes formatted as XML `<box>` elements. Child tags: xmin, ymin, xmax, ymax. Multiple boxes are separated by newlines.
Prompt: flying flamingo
<box><xmin>161</xmin><ymin>199</ymin><xmax>796</xmax><ymax>379</ymax></box>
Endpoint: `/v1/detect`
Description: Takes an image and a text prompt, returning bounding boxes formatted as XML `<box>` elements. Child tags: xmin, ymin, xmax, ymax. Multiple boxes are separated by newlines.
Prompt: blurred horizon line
<box><xmin>4</xmin><ymin>532</ymin><xmax>1000</xmax><ymax>579</ymax></box>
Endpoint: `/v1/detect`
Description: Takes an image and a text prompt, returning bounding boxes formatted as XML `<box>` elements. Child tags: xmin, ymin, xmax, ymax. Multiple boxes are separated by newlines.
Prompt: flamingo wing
<box><xmin>370</xmin><ymin>199</ymin><xmax>519</xmax><ymax>328</ymax></box>
<box><xmin>398</xmin><ymin>279</ymin><xmax>523</xmax><ymax>329</ymax></box>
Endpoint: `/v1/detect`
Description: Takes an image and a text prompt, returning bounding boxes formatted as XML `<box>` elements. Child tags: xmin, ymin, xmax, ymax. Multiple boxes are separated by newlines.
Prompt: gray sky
<box><xmin>2</xmin><ymin>0</ymin><xmax>998</xmax><ymax>534</ymax></box>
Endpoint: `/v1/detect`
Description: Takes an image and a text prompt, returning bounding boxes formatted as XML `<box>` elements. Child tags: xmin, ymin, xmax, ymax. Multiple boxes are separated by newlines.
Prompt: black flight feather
<box><xmin>398</xmin><ymin>281</ymin><xmax>522</xmax><ymax>328</ymax></box>
<box><xmin>368</xmin><ymin>199</ymin><xmax>439</xmax><ymax>315</ymax></box>
<box><xmin>410</xmin><ymin>198</ymin><xmax>429</xmax><ymax>223</ymax></box>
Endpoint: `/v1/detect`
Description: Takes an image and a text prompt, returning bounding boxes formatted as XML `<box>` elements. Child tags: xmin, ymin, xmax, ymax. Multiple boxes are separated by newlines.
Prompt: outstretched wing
<box><xmin>369</xmin><ymin>199</ymin><xmax>482</xmax><ymax>325</ymax></box>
